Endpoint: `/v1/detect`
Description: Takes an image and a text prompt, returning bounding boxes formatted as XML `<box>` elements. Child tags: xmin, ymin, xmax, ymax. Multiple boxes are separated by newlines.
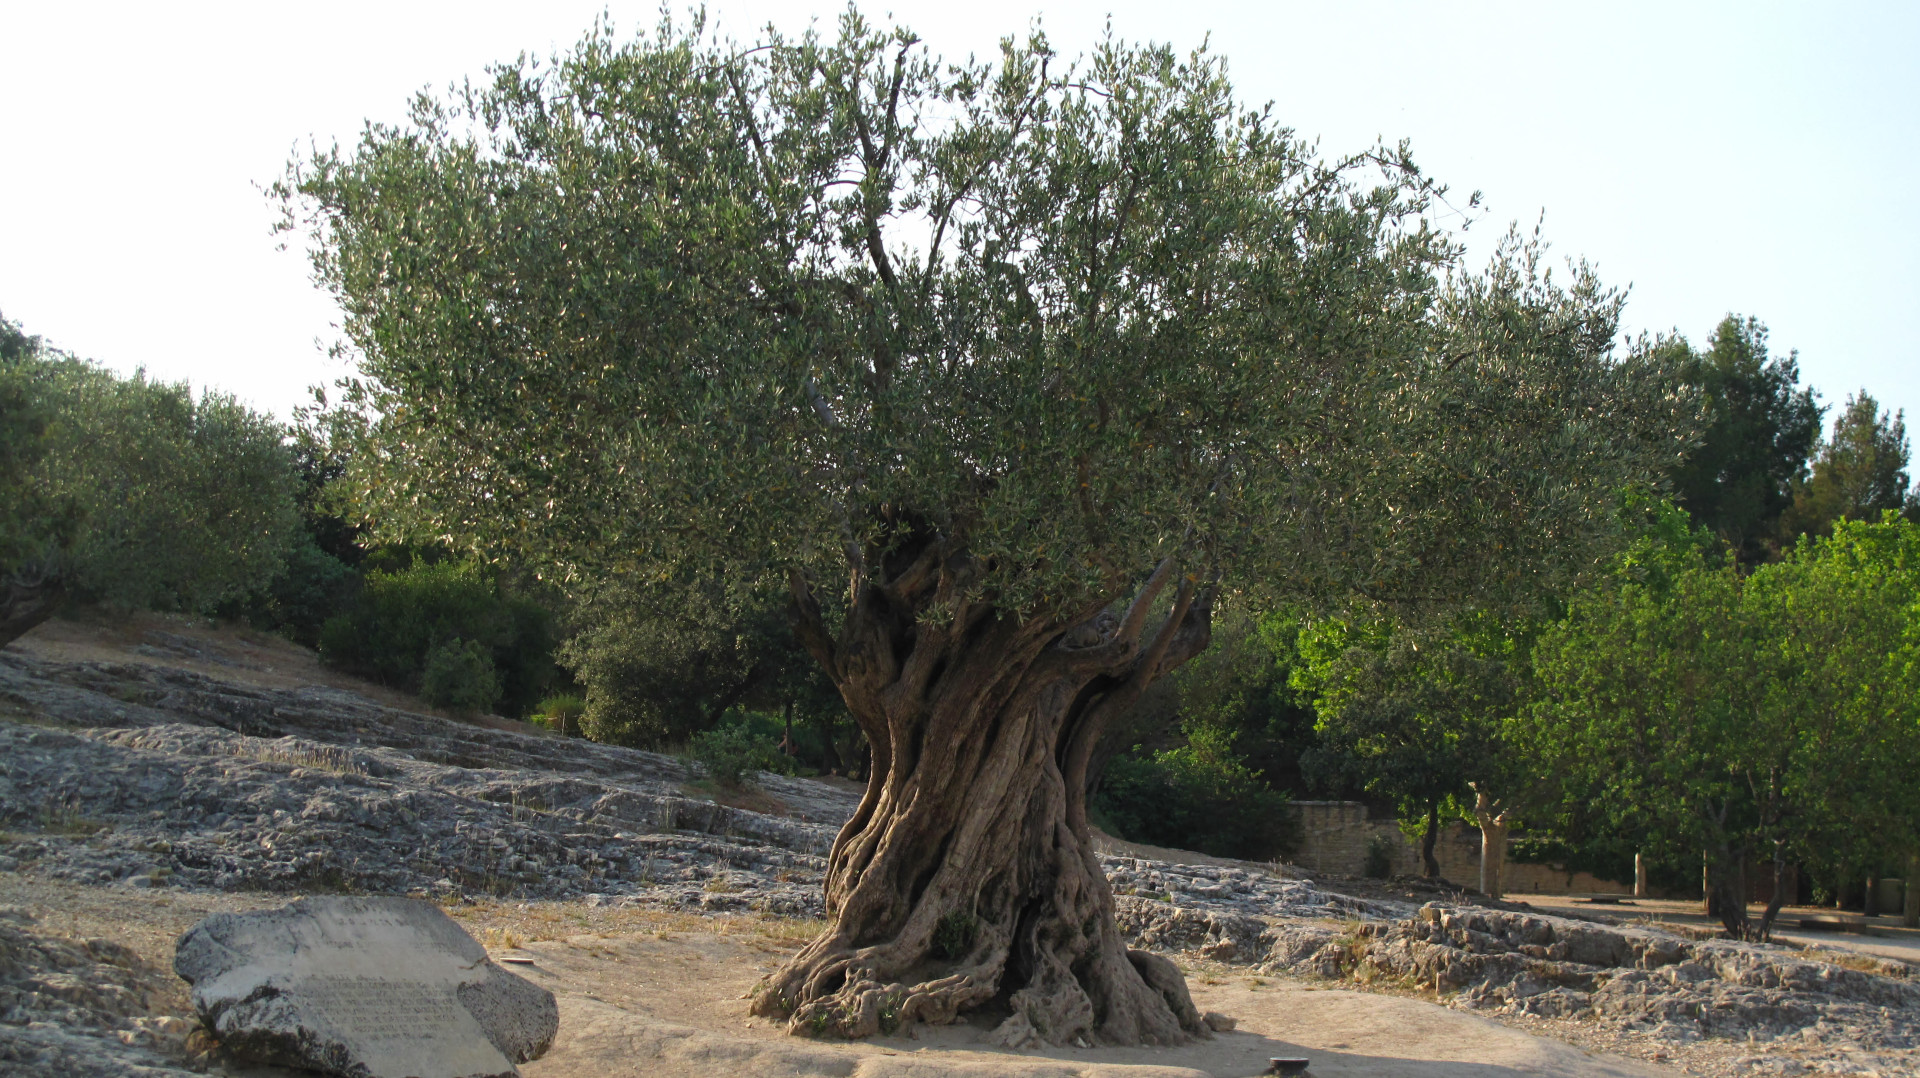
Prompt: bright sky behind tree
<box><xmin>3</xmin><ymin>1</ymin><xmax>1915</xmax><ymax>433</ymax></box>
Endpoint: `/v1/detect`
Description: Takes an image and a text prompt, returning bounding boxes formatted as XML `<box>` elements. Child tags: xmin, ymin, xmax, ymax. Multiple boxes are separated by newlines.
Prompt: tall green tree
<box><xmin>1</xmin><ymin>317</ymin><xmax>301</xmax><ymax>643</ymax></box>
<box><xmin>281</xmin><ymin>13</ymin><xmax>1691</xmax><ymax>1044</ymax></box>
<box><xmin>1527</xmin><ymin>505</ymin><xmax>1919</xmax><ymax>939</ymax></box>
<box><xmin>1292</xmin><ymin>611</ymin><xmax>1527</xmax><ymax>882</ymax></box>
<box><xmin>1664</xmin><ymin>315</ymin><xmax>1822</xmax><ymax>563</ymax></box>
<box><xmin>1780</xmin><ymin>391</ymin><xmax>1915</xmax><ymax>539</ymax></box>
<box><xmin>0</xmin><ymin>312</ymin><xmax>78</xmax><ymax>644</ymax></box>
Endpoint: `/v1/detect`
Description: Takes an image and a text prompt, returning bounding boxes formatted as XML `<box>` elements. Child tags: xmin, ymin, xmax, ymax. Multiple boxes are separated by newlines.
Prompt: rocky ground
<box><xmin>1</xmin><ymin>620</ymin><xmax>1916</xmax><ymax>1077</ymax></box>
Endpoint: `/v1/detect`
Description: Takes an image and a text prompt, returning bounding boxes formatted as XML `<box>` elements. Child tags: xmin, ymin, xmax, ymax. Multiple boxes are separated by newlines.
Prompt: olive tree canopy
<box><xmin>283</xmin><ymin>11</ymin><xmax>1691</xmax><ymax>1046</ymax></box>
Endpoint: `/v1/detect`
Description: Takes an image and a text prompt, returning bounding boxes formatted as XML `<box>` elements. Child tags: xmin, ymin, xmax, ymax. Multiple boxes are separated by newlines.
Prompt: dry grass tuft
<box><xmin>229</xmin><ymin>738</ymin><xmax>367</xmax><ymax>776</ymax></box>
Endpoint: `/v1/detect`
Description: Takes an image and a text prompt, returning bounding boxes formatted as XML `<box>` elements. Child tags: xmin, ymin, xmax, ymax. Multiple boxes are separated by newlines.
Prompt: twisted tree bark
<box><xmin>750</xmin><ymin>536</ymin><xmax>1213</xmax><ymax>1046</ymax></box>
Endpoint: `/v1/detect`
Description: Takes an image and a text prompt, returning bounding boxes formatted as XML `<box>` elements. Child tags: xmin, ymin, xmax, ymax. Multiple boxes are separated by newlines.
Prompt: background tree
<box><xmin>1291</xmin><ymin>611</ymin><xmax>1524</xmax><ymax>882</ymax></box>
<box><xmin>1</xmin><ymin>315</ymin><xmax>301</xmax><ymax>642</ymax></box>
<box><xmin>560</xmin><ymin>575</ymin><xmax>831</xmax><ymax>749</ymax></box>
<box><xmin>282</xmin><ymin>12</ymin><xmax>1691</xmax><ymax>1045</ymax></box>
<box><xmin>1525</xmin><ymin>504</ymin><xmax>1917</xmax><ymax>939</ymax></box>
<box><xmin>1662</xmin><ymin>315</ymin><xmax>1822</xmax><ymax>564</ymax></box>
<box><xmin>1087</xmin><ymin>607</ymin><xmax>1317</xmax><ymax>860</ymax></box>
<box><xmin>36</xmin><ymin>361</ymin><xmax>301</xmax><ymax>614</ymax></box>
<box><xmin>318</xmin><ymin>556</ymin><xmax>559</xmax><ymax>717</ymax></box>
<box><xmin>0</xmin><ymin>312</ymin><xmax>77</xmax><ymax>645</ymax></box>
<box><xmin>1779</xmin><ymin>391</ymin><xmax>1916</xmax><ymax>539</ymax></box>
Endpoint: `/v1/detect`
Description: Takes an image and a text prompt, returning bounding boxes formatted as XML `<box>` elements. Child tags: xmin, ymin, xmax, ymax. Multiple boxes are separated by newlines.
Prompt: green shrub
<box><xmin>689</xmin><ymin>720</ymin><xmax>794</xmax><ymax>789</ymax></box>
<box><xmin>420</xmin><ymin>637</ymin><xmax>502</xmax><ymax>715</ymax></box>
<box><xmin>562</xmin><ymin>577</ymin><xmax>813</xmax><ymax>747</ymax></box>
<box><xmin>223</xmin><ymin>534</ymin><xmax>359</xmax><ymax>647</ymax></box>
<box><xmin>534</xmin><ymin>693</ymin><xmax>587</xmax><ymax>736</ymax></box>
<box><xmin>930</xmin><ymin>910</ymin><xmax>977</xmax><ymax>961</ymax></box>
<box><xmin>317</xmin><ymin>558</ymin><xmax>556</xmax><ymax>715</ymax></box>
<box><xmin>1092</xmin><ymin>727</ymin><xmax>1298</xmax><ymax>861</ymax></box>
<box><xmin>1363</xmin><ymin>835</ymin><xmax>1395</xmax><ymax>879</ymax></box>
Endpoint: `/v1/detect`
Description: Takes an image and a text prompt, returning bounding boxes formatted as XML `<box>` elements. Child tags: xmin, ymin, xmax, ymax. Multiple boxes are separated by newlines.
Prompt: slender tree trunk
<box><xmin>1470</xmin><ymin>786</ymin><xmax>1508</xmax><ymax>901</ymax></box>
<box><xmin>1420</xmin><ymin>801</ymin><xmax>1442</xmax><ymax>880</ymax></box>
<box><xmin>1906</xmin><ymin>855</ymin><xmax>1920</xmax><ymax>929</ymax></box>
<box><xmin>752</xmin><ymin>542</ymin><xmax>1213</xmax><ymax>1047</ymax></box>
<box><xmin>813</xmin><ymin>708</ymin><xmax>844</xmax><ymax>775</ymax></box>
<box><xmin>1706</xmin><ymin>844</ymin><xmax>1752</xmax><ymax>939</ymax></box>
<box><xmin>1755</xmin><ymin>847</ymin><xmax>1790</xmax><ymax>942</ymax></box>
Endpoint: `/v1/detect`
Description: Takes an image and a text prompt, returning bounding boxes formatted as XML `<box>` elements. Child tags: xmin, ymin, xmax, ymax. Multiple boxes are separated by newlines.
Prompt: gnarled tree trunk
<box><xmin>750</xmin><ymin>540</ymin><xmax>1212</xmax><ymax>1047</ymax></box>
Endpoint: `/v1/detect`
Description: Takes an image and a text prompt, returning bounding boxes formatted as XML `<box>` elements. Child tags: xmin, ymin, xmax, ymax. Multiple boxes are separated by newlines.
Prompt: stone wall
<box><xmin>1285</xmin><ymin>800</ymin><xmax>1636</xmax><ymax>895</ymax></box>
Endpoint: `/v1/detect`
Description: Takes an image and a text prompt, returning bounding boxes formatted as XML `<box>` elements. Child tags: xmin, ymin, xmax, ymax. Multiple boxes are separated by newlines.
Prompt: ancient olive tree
<box><xmin>282</xmin><ymin>12</ymin><xmax>1689</xmax><ymax>1046</ymax></box>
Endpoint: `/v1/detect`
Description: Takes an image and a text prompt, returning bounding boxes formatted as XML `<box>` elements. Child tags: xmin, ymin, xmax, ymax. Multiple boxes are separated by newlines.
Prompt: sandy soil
<box><xmin>0</xmin><ymin>875</ymin><xmax>1681</xmax><ymax>1078</ymax></box>
<box><xmin>486</xmin><ymin>915</ymin><xmax>1676</xmax><ymax>1078</ymax></box>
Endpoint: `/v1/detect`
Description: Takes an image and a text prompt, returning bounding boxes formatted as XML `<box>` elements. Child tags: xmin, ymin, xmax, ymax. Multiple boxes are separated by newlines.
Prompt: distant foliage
<box><xmin>1661</xmin><ymin>315</ymin><xmax>1822</xmax><ymax>564</ymax></box>
<box><xmin>1525</xmin><ymin>508</ymin><xmax>1920</xmax><ymax>937</ymax></box>
<box><xmin>419</xmin><ymin>637</ymin><xmax>502</xmax><ymax>715</ymax></box>
<box><xmin>318</xmin><ymin>558</ymin><xmax>556</xmax><ymax>716</ymax></box>
<box><xmin>1093</xmin><ymin>727</ymin><xmax>1297</xmax><ymax>861</ymax></box>
<box><xmin>561</xmin><ymin>577</ymin><xmax>826</xmax><ymax>749</ymax></box>
<box><xmin>1362</xmin><ymin>835</ymin><xmax>1395</xmax><ymax>879</ymax></box>
<box><xmin>1780</xmin><ymin>392</ymin><xmax>1916</xmax><ymax>539</ymax></box>
<box><xmin>532</xmin><ymin>693</ymin><xmax>586</xmax><ymax>736</ymax></box>
<box><xmin>689</xmin><ymin>720</ymin><xmax>795</xmax><ymax>789</ymax></box>
<box><xmin>17</xmin><ymin>348</ymin><xmax>301</xmax><ymax>613</ymax></box>
<box><xmin>0</xmin><ymin>314</ymin><xmax>76</xmax><ymax>581</ymax></box>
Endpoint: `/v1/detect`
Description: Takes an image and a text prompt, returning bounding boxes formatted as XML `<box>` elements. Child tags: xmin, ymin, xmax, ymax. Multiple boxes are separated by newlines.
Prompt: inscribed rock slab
<box><xmin>174</xmin><ymin>896</ymin><xmax>557</xmax><ymax>1078</ymax></box>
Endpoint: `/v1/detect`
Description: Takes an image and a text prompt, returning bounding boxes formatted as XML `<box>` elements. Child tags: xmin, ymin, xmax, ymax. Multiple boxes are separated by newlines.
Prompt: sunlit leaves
<box><xmin>282</xmin><ymin>10</ymin><xmax>1692</xmax><ymax>624</ymax></box>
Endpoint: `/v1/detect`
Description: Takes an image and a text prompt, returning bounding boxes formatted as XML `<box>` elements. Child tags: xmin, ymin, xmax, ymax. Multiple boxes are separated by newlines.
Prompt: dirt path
<box><xmin>500</xmin><ymin>925</ymin><xmax>1675</xmax><ymax>1078</ymax></box>
<box><xmin>0</xmin><ymin>876</ymin><xmax>1677</xmax><ymax>1078</ymax></box>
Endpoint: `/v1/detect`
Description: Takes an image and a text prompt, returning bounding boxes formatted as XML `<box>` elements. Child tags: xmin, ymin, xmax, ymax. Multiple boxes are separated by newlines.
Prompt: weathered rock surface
<box><xmin>175</xmin><ymin>896</ymin><xmax>557</xmax><ymax>1078</ymax></box>
<box><xmin>1113</xmin><ymin>898</ymin><xmax>1920</xmax><ymax>1075</ymax></box>
<box><xmin>0</xmin><ymin>653</ymin><xmax>844</xmax><ymax>914</ymax></box>
<box><xmin>5</xmin><ymin>643</ymin><xmax>1920</xmax><ymax>1077</ymax></box>
<box><xmin>0</xmin><ymin>904</ymin><xmax>203</xmax><ymax>1077</ymax></box>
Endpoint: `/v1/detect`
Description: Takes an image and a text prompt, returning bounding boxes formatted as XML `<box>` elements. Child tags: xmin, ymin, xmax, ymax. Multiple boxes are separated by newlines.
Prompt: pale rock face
<box><xmin>174</xmin><ymin>896</ymin><xmax>557</xmax><ymax>1078</ymax></box>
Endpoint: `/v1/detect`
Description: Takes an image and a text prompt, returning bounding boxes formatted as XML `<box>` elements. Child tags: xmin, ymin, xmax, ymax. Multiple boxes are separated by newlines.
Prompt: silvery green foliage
<box><xmin>29</xmin><ymin>356</ymin><xmax>299</xmax><ymax>614</ymax></box>
<box><xmin>283</xmin><ymin>10</ymin><xmax>1691</xmax><ymax>621</ymax></box>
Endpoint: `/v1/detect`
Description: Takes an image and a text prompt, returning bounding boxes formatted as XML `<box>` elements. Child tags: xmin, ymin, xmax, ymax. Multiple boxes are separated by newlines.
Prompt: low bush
<box><xmin>1093</xmin><ymin>726</ymin><xmax>1298</xmax><ymax>861</ymax></box>
<box><xmin>689</xmin><ymin>719</ymin><xmax>795</xmax><ymax>789</ymax></box>
<box><xmin>420</xmin><ymin>637</ymin><xmax>502</xmax><ymax>715</ymax></box>
<box><xmin>318</xmin><ymin>558</ymin><xmax>556</xmax><ymax>716</ymax></box>
<box><xmin>533</xmin><ymin>693</ymin><xmax>586</xmax><ymax>736</ymax></box>
<box><xmin>1363</xmin><ymin>834</ymin><xmax>1395</xmax><ymax>879</ymax></box>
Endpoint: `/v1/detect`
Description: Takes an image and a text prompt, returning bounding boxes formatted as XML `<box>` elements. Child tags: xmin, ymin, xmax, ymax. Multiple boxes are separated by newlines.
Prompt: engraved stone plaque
<box><xmin>175</xmin><ymin>896</ymin><xmax>557</xmax><ymax>1078</ymax></box>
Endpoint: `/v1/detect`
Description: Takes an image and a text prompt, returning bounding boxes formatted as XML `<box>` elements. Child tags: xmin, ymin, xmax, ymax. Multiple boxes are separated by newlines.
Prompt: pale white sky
<box><xmin>3</xmin><ymin>1</ymin><xmax>1915</xmax><ymax>438</ymax></box>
